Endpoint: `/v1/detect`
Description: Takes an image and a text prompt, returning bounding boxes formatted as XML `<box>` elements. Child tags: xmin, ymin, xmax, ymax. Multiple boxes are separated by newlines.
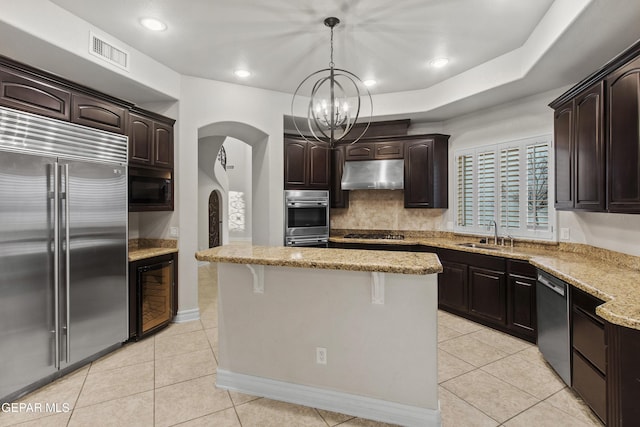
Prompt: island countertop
<box><xmin>195</xmin><ymin>245</ymin><xmax>442</xmax><ymax>275</ymax></box>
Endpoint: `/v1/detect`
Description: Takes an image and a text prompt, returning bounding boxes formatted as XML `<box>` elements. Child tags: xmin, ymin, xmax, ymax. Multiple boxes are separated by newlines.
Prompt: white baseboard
<box><xmin>173</xmin><ymin>308</ymin><xmax>200</xmax><ymax>323</ymax></box>
<box><xmin>216</xmin><ymin>369</ymin><xmax>441</xmax><ymax>427</ymax></box>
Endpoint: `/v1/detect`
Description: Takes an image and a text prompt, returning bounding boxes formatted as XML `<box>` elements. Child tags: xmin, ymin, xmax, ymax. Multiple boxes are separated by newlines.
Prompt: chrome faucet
<box><xmin>489</xmin><ymin>220</ymin><xmax>498</xmax><ymax>245</ymax></box>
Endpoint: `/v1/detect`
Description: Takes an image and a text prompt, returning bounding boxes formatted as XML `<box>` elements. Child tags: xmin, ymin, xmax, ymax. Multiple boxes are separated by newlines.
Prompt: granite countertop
<box><xmin>195</xmin><ymin>245</ymin><xmax>442</xmax><ymax>275</ymax></box>
<box><xmin>330</xmin><ymin>233</ymin><xmax>640</xmax><ymax>330</ymax></box>
<box><xmin>129</xmin><ymin>238</ymin><xmax>178</xmax><ymax>262</ymax></box>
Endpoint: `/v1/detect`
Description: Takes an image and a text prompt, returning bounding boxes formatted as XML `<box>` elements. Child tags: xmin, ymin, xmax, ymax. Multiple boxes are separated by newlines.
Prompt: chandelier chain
<box><xmin>329</xmin><ymin>25</ymin><xmax>335</xmax><ymax>68</ymax></box>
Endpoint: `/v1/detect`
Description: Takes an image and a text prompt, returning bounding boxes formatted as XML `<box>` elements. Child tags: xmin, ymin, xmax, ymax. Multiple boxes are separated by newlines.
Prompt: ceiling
<box><xmin>3</xmin><ymin>1</ymin><xmax>640</xmax><ymax>120</ymax></box>
<box><xmin>48</xmin><ymin>0</ymin><xmax>555</xmax><ymax>95</ymax></box>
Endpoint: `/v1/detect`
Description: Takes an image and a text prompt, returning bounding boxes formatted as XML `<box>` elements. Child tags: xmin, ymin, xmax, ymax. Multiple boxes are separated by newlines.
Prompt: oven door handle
<box><xmin>287</xmin><ymin>201</ymin><xmax>328</xmax><ymax>207</ymax></box>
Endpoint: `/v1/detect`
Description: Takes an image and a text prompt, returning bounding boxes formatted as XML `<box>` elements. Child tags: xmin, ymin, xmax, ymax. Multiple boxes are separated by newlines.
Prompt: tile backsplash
<box><xmin>330</xmin><ymin>190</ymin><xmax>447</xmax><ymax>231</ymax></box>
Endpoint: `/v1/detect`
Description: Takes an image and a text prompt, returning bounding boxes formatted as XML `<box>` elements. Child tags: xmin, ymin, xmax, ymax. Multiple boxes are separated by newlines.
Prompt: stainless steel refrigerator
<box><xmin>0</xmin><ymin>106</ymin><xmax>128</xmax><ymax>402</ymax></box>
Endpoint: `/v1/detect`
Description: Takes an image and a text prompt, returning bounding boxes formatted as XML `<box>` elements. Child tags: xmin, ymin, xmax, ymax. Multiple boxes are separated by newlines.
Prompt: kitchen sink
<box><xmin>456</xmin><ymin>242</ymin><xmax>501</xmax><ymax>250</ymax></box>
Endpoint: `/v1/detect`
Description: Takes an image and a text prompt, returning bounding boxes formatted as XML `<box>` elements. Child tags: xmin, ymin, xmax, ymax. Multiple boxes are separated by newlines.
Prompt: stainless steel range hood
<box><xmin>341</xmin><ymin>159</ymin><xmax>404</xmax><ymax>190</ymax></box>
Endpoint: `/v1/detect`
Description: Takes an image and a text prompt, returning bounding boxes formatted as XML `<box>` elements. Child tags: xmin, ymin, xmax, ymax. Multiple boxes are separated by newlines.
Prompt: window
<box><xmin>454</xmin><ymin>136</ymin><xmax>554</xmax><ymax>240</ymax></box>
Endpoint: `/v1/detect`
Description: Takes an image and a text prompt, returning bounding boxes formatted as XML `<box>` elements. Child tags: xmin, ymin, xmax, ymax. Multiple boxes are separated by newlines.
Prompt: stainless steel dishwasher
<box><xmin>536</xmin><ymin>270</ymin><xmax>571</xmax><ymax>385</ymax></box>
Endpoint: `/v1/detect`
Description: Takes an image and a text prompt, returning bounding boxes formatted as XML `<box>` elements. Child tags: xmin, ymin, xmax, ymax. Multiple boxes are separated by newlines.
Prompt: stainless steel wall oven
<box><xmin>284</xmin><ymin>190</ymin><xmax>329</xmax><ymax>247</ymax></box>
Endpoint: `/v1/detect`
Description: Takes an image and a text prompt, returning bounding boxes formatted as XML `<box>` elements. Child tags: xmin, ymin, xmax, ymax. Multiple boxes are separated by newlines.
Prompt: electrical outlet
<box><xmin>169</xmin><ymin>227</ymin><xmax>179</xmax><ymax>237</ymax></box>
<box><xmin>560</xmin><ymin>228</ymin><xmax>570</xmax><ymax>240</ymax></box>
<box><xmin>316</xmin><ymin>347</ymin><xmax>327</xmax><ymax>365</ymax></box>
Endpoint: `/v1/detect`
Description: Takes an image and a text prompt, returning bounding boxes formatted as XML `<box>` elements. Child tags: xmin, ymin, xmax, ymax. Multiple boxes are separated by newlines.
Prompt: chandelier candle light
<box><xmin>292</xmin><ymin>17</ymin><xmax>373</xmax><ymax>147</ymax></box>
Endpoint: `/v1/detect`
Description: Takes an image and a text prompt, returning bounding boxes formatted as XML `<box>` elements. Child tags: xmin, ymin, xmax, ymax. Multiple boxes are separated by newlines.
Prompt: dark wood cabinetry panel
<box><xmin>308</xmin><ymin>144</ymin><xmax>330</xmax><ymax>188</ymax></box>
<box><xmin>553</xmin><ymin>82</ymin><xmax>605</xmax><ymax>211</ymax></box>
<box><xmin>404</xmin><ymin>137</ymin><xmax>448</xmax><ymax>208</ymax></box>
<box><xmin>438</xmin><ymin>260</ymin><xmax>468</xmax><ymax>313</ymax></box>
<box><xmin>71</xmin><ymin>93</ymin><xmax>127</xmax><ymax>134</ymax></box>
<box><xmin>128</xmin><ymin>111</ymin><xmax>175</xmax><ymax>169</ymax></box>
<box><xmin>606</xmin><ymin>323</ymin><xmax>640</xmax><ymax>426</ymax></box>
<box><xmin>129</xmin><ymin>113</ymin><xmax>154</xmax><ymax>166</ymax></box>
<box><xmin>283</xmin><ymin>135</ymin><xmax>330</xmax><ymax>190</ymax></box>
<box><xmin>374</xmin><ymin>141</ymin><xmax>403</xmax><ymax>159</ymax></box>
<box><xmin>330</xmin><ymin>145</ymin><xmax>349</xmax><ymax>208</ymax></box>
<box><xmin>0</xmin><ymin>65</ymin><xmax>70</xmax><ymax>120</ymax></box>
<box><xmin>554</xmin><ymin>102</ymin><xmax>573</xmax><ymax>209</ymax></box>
<box><xmin>574</xmin><ymin>83</ymin><xmax>605</xmax><ymax>210</ymax></box>
<box><xmin>507</xmin><ymin>274</ymin><xmax>537</xmax><ymax>338</ymax></box>
<box><xmin>153</xmin><ymin>122</ymin><xmax>174</xmax><ymax>168</ymax></box>
<box><xmin>607</xmin><ymin>55</ymin><xmax>640</xmax><ymax>212</ymax></box>
<box><xmin>573</xmin><ymin>350</ymin><xmax>607</xmax><ymax>423</ymax></box>
<box><xmin>345</xmin><ymin>143</ymin><xmax>374</xmax><ymax>160</ymax></box>
<box><xmin>468</xmin><ymin>266</ymin><xmax>507</xmax><ymax>324</ymax></box>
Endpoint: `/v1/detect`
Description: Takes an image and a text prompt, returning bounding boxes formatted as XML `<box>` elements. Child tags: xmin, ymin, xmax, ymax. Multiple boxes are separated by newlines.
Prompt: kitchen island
<box><xmin>195</xmin><ymin>245</ymin><xmax>442</xmax><ymax>427</ymax></box>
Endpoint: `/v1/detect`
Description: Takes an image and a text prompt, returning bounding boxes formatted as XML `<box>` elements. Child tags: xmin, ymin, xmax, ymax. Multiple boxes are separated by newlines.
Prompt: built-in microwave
<box><xmin>284</xmin><ymin>190</ymin><xmax>329</xmax><ymax>247</ymax></box>
<box><xmin>129</xmin><ymin>167</ymin><xmax>173</xmax><ymax>211</ymax></box>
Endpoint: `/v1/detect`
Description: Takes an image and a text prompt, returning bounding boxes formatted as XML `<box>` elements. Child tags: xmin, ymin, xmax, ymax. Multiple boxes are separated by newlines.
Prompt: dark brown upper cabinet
<box><xmin>607</xmin><ymin>54</ymin><xmax>640</xmax><ymax>213</ymax></box>
<box><xmin>0</xmin><ymin>64</ymin><xmax>71</xmax><ymax>121</ymax></box>
<box><xmin>404</xmin><ymin>136</ymin><xmax>449</xmax><ymax>208</ymax></box>
<box><xmin>283</xmin><ymin>135</ymin><xmax>330</xmax><ymax>190</ymax></box>
<box><xmin>553</xmin><ymin>82</ymin><xmax>605</xmax><ymax>211</ymax></box>
<box><xmin>71</xmin><ymin>93</ymin><xmax>127</xmax><ymax>135</ymax></box>
<box><xmin>551</xmin><ymin>40</ymin><xmax>640</xmax><ymax>213</ymax></box>
<box><xmin>344</xmin><ymin>140</ymin><xmax>404</xmax><ymax>161</ymax></box>
<box><xmin>129</xmin><ymin>110</ymin><xmax>175</xmax><ymax>169</ymax></box>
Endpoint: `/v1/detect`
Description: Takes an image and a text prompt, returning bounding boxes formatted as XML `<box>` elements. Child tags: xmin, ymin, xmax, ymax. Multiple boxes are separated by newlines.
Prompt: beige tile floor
<box><xmin>0</xmin><ymin>264</ymin><xmax>604</xmax><ymax>427</ymax></box>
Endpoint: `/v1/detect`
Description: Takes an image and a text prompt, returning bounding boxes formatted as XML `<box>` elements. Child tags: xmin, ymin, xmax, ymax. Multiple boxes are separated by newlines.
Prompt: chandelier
<box><xmin>291</xmin><ymin>17</ymin><xmax>373</xmax><ymax>146</ymax></box>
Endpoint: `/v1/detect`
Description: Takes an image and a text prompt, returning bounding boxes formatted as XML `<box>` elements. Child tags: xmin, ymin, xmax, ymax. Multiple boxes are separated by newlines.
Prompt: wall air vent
<box><xmin>88</xmin><ymin>31</ymin><xmax>129</xmax><ymax>71</ymax></box>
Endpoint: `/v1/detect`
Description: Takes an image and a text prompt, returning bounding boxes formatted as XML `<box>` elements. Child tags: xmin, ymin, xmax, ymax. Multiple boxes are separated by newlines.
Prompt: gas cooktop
<box><xmin>343</xmin><ymin>233</ymin><xmax>405</xmax><ymax>240</ymax></box>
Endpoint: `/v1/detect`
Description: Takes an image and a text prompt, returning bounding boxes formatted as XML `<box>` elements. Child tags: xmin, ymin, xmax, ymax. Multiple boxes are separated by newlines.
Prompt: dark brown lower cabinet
<box><xmin>606</xmin><ymin>323</ymin><xmax>640</xmax><ymax>426</ymax></box>
<box><xmin>129</xmin><ymin>253</ymin><xmax>178</xmax><ymax>340</ymax></box>
<box><xmin>506</xmin><ymin>260</ymin><xmax>537</xmax><ymax>340</ymax></box>
<box><xmin>468</xmin><ymin>266</ymin><xmax>506</xmax><ymax>324</ymax></box>
<box><xmin>438</xmin><ymin>260</ymin><xmax>468</xmax><ymax>313</ymax></box>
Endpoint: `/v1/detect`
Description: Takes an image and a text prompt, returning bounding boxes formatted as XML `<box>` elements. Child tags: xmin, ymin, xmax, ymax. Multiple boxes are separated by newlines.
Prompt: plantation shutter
<box><xmin>477</xmin><ymin>151</ymin><xmax>496</xmax><ymax>227</ymax></box>
<box><xmin>500</xmin><ymin>147</ymin><xmax>520</xmax><ymax>230</ymax></box>
<box><xmin>457</xmin><ymin>154</ymin><xmax>474</xmax><ymax>226</ymax></box>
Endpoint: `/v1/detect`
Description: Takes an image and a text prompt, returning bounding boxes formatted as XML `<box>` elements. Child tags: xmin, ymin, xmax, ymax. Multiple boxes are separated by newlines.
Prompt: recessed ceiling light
<box><xmin>429</xmin><ymin>57</ymin><xmax>449</xmax><ymax>68</ymax></box>
<box><xmin>363</xmin><ymin>79</ymin><xmax>377</xmax><ymax>87</ymax></box>
<box><xmin>140</xmin><ymin>18</ymin><xmax>167</xmax><ymax>32</ymax></box>
<box><xmin>234</xmin><ymin>69</ymin><xmax>251</xmax><ymax>78</ymax></box>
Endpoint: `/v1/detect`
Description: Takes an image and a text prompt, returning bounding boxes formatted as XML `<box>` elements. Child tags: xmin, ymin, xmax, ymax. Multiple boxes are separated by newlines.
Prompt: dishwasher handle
<box><xmin>537</xmin><ymin>274</ymin><xmax>566</xmax><ymax>297</ymax></box>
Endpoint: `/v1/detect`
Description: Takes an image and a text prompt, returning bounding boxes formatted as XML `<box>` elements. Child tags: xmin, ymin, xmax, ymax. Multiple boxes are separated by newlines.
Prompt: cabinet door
<box><xmin>0</xmin><ymin>66</ymin><xmax>70</xmax><ymax>120</ymax></box>
<box><xmin>404</xmin><ymin>139</ymin><xmax>434</xmax><ymax>208</ymax></box>
<box><xmin>554</xmin><ymin>101</ymin><xmax>574</xmax><ymax>209</ymax></box>
<box><xmin>71</xmin><ymin>93</ymin><xmax>127</xmax><ymax>134</ymax></box>
<box><xmin>374</xmin><ymin>141</ymin><xmax>403</xmax><ymax>159</ymax></box>
<box><xmin>284</xmin><ymin>138</ymin><xmax>307</xmax><ymax>189</ymax></box>
<box><xmin>574</xmin><ymin>82</ymin><xmax>605</xmax><ymax>210</ymax></box>
<box><xmin>330</xmin><ymin>145</ymin><xmax>349</xmax><ymax>208</ymax></box>
<box><xmin>153</xmin><ymin>121</ymin><xmax>173</xmax><ymax>168</ymax></box>
<box><xmin>468</xmin><ymin>266</ymin><xmax>506</xmax><ymax>324</ymax></box>
<box><xmin>607</xmin><ymin>55</ymin><xmax>640</xmax><ymax>212</ymax></box>
<box><xmin>345</xmin><ymin>143</ymin><xmax>374</xmax><ymax>160</ymax></box>
<box><xmin>507</xmin><ymin>274</ymin><xmax>536</xmax><ymax>338</ymax></box>
<box><xmin>129</xmin><ymin>113</ymin><xmax>154</xmax><ymax>166</ymax></box>
<box><xmin>308</xmin><ymin>143</ymin><xmax>330</xmax><ymax>189</ymax></box>
<box><xmin>438</xmin><ymin>260</ymin><xmax>468</xmax><ymax>313</ymax></box>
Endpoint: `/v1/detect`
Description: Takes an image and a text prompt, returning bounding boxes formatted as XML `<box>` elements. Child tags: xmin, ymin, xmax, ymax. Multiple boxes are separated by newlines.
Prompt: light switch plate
<box><xmin>170</xmin><ymin>227</ymin><xmax>179</xmax><ymax>237</ymax></box>
<box><xmin>560</xmin><ymin>228</ymin><xmax>570</xmax><ymax>240</ymax></box>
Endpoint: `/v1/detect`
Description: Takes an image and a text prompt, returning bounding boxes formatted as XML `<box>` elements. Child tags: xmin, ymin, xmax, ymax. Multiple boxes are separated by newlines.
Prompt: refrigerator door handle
<box><xmin>53</xmin><ymin>162</ymin><xmax>60</xmax><ymax>369</ymax></box>
<box><xmin>64</xmin><ymin>163</ymin><xmax>71</xmax><ymax>364</ymax></box>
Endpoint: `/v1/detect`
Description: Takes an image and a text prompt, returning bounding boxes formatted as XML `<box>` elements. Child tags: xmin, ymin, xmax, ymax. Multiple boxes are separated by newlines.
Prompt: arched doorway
<box><xmin>208</xmin><ymin>190</ymin><xmax>221</xmax><ymax>247</ymax></box>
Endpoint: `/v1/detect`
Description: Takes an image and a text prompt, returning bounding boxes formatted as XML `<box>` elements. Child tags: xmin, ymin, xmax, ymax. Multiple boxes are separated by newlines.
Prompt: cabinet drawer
<box><xmin>573</xmin><ymin>307</ymin><xmax>606</xmax><ymax>373</ymax></box>
<box><xmin>573</xmin><ymin>350</ymin><xmax>606</xmax><ymax>423</ymax></box>
<box><xmin>507</xmin><ymin>259</ymin><xmax>536</xmax><ymax>278</ymax></box>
